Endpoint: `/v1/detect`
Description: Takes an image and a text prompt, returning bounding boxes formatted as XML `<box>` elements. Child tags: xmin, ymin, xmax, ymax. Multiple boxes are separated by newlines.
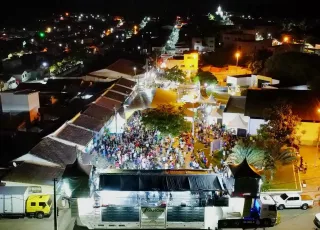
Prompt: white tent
<box><xmin>210</xmin><ymin>109</ymin><xmax>223</xmax><ymax>118</ymax></box>
<box><xmin>107</xmin><ymin>113</ymin><xmax>126</xmax><ymax>133</ymax></box>
<box><xmin>227</xmin><ymin>115</ymin><xmax>248</xmax><ymax>130</ymax></box>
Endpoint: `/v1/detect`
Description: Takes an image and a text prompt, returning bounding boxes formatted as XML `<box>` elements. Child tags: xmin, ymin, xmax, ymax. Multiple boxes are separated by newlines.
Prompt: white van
<box><xmin>314</xmin><ymin>213</ymin><xmax>320</xmax><ymax>229</ymax></box>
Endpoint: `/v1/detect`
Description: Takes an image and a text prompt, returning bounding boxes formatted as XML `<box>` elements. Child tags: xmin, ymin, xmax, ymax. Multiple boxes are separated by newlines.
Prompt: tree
<box><xmin>193</xmin><ymin>71</ymin><xmax>218</xmax><ymax>86</ymax></box>
<box><xmin>163</xmin><ymin>66</ymin><xmax>186</xmax><ymax>83</ymax></box>
<box><xmin>141</xmin><ymin>104</ymin><xmax>191</xmax><ymax>137</ymax></box>
<box><xmin>263</xmin><ymin>52</ymin><xmax>320</xmax><ymax>89</ymax></box>
<box><xmin>226</xmin><ymin>139</ymin><xmax>266</xmax><ymax>169</ymax></box>
<box><xmin>257</xmin><ymin>102</ymin><xmax>301</xmax><ymax>151</ymax></box>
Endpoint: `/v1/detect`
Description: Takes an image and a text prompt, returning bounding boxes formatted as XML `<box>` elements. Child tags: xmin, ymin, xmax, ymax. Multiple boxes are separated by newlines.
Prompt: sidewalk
<box><xmin>299</xmin><ymin>146</ymin><xmax>320</xmax><ymax>203</ymax></box>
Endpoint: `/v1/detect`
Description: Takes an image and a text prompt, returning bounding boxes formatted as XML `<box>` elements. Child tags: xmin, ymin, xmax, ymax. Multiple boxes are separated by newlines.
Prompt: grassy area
<box><xmin>193</xmin><ymin>141</ymin><xmax>222</xmax><ymax>168</ymax></box>
<box><xmin>268</xmin><ymin>164</ymin><xmax>301</xmax><ymax>191</ymax></box>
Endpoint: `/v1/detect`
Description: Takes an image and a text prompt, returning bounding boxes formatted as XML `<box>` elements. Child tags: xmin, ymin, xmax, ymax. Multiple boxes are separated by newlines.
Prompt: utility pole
<box><xmin>53</xmin><ymin>178</ymin><xmax>58</xmax><ymax>230</ymax></box>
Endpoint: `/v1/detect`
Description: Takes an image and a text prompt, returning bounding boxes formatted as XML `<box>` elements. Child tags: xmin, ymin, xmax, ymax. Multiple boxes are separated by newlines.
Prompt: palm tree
<box><xmin>264</xmin><ymin>142</ymin><xmax>297</xmax><ymax>180</ymax></box>
<box><xmin>226</xmin><ymin>140</ymin><xmax>266</xmax><ymax>169</ymax></box>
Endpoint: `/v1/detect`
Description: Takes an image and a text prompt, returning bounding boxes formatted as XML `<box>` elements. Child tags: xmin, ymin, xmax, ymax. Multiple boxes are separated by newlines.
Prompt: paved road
<box><xmin>1</xmin><ymin>206</ymin><xmax>319</xmax><ymax>230</ymax></box>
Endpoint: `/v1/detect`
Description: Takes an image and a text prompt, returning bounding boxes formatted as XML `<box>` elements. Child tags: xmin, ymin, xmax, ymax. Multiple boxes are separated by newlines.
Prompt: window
<box><xmin>181</xmin><ymin>65</ymin><xmax>185</xmax><ymax>68</ymax></box>
<box><xmin>31</xmin><ymin>202</ymin><xmax>36</xmax><ymax>206</ymax></box>
<box><xmin>280</xmin><ymin>194</ymin><xmax>288</xmax><ymax>200</ymax></box>
<box><xmin>39</xmin><ymin>202</ymin><xmax>46</xmax><ymax>207</ymax></box>
<box><xmin>29</xmin><ymin>186</ymin><xmax>42</xmax><ymax>193</ymax></box>
<box><xmin>293</xmin><ymin>197</ymin><xmax>299</xmax><ymax>200</ymax></box>
<box><xmin>47</xmin><ymin>198</ymin><xmax>52</xmax><ymax>207</ymax></box>
<box><xmin>287</xmin><ymin>197</ymin><xmax>295</xmax><ymax>201</ymax></box>
<box><xmin>190</xmin><ymin>65</ymin><xmax>194</xmax><ymax>68</ymax></box>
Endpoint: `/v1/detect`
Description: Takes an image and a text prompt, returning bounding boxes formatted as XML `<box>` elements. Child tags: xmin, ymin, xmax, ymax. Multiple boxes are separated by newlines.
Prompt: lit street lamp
<box><xmin>133</xmin><ymin>67</ymin><xmax>138</xmax><ymax>90</ymax></box>
<box><xmin>235</xmin><ymin>52</ymin><xmax>241</xmax><ymax>67</ymax></box>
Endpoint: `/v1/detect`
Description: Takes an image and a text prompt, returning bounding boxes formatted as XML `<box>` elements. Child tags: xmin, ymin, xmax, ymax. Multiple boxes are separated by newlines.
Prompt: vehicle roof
<box><xmin>0</xmin><ymin>186</ymin><xmax>28</xmax><ymax>195</ymax></box>
<box><xmin>259</xmin><ymin>195</ymin><xmax>276</xmax><ymax>205</ymax></box>
<box><xmin>27</xmin><ymin>194</ymin><xmax>51</xmax><ymax>202</ymax></box>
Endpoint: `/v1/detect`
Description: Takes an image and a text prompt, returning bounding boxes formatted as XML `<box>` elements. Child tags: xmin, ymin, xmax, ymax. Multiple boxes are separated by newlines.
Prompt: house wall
<box><xmin>236</xmin><ymin>39</ymin><xmax>272</xmax><ymax>56</ymax></box>
<box><xmin>298</xmin><ymin>122</ymin><xmax>320</xmax><ymax>146</ymax></box>
<box><xmin>227</xmin><ymin>76</ymin><xmax>251</xmax><ymax>87</ymax></box>
<box><xmin>222</xmin><ymin>33</ymin><xmax>255</xmax><ymax>47</ymax></box>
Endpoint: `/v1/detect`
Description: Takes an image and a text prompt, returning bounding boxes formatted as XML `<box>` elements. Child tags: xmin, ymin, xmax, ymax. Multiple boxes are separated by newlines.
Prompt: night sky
<box><xmin>0</xmin><ymin>0</ymin><xmax>317</xmax><ymax>25</ymax></box>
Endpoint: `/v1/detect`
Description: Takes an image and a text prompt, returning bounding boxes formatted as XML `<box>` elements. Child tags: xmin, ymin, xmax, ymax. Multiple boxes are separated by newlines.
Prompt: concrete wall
<box><xmin>0</xmin><ymin>92</ymin><xmax>39</xmax><ymax>112</ymax></box>
<box><xmin>298</xmin><ymin>122</ymin><xmax>320</xmax><ymax>146</ymax></box>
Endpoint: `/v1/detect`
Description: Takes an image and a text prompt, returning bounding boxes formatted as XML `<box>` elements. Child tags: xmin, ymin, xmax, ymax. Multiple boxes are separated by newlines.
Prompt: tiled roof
<box><xmin>105</xmin><ymin>91</ymin><xmax>127</xmax><ymax>103</ymax></box>
<box><xmin>107</xmin><ymin>59</ymin><xmax>144</xmax><ymax>76</ymax></box>
<box><xmin>29</xmin><ymin>138</ymin><xmax>77</xmax><ymax>166</ymax></box>
<box><xmin>73</xmin><ymin>114</ymin><xmax>105</xmax><ymax>132</ymax></box>
<box><xmin>83</xmin><ymin>104</ymin><xmax>113</xmax><ymax>121</ymax></box>
<box><xmin>1</xmin><ymin>162</ymin><xmax>64</xmax><ymax>186</ymax></box>
<box><xmin>57</xmin><ymin>124</ymin><xmax>93</xmax><ymax>146</ymax></box>
<box><xmin>117</xmin><ymin>78</ymin><xmax>136</xmax><ymax>89</ymax></box>
<box><xmin>111</xmin><ymin>84</ymin><xmax>133</xmax><ymax>95</ymax></box>
<box><xmin>96</xmin><ymin>96</ymin><xmax>122</xmax><ymax>110</ymax></box>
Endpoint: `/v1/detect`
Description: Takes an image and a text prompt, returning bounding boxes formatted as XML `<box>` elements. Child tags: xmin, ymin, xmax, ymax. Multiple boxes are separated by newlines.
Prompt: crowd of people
<box><xmin>91</xmin><ymin>112</ymin><xmax>185</xmax><ymax>170</ymax></box>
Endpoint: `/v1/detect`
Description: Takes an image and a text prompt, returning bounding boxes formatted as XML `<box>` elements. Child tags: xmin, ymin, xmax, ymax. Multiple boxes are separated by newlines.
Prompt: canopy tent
<box><xmin>62</xmin><ymin>159</ymin><xmax>93</xmax><ymax>198</ymax></box>
<box><xmin>227</xmin><ymin>115</ymin><xmax>248</xmax><ymax>130</ymax></box>
<box><xmin>107</xmin><ymin>113</ymin><xmax>126</xmax><ymax>133</ymax></box>
<box><xmin>99</xmin><ymin>171</ymin><xmax>224</xmax><ymax>191</ymax></box>
<box><xmin>229</xmin><ymin>159</ymin><xmax>261</xmax><ymax>198</ymax></box>
<box><xmin>210</xmin><ymin>109</ymin><xmax>223</xmax><ymax>118</ymax></box>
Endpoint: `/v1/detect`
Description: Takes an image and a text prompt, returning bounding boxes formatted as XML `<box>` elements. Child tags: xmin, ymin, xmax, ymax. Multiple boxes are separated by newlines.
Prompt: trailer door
<box><xmin>4</xmin><ymin>195</ymin><xmax>12</xmax><ymax>213</ymax></box>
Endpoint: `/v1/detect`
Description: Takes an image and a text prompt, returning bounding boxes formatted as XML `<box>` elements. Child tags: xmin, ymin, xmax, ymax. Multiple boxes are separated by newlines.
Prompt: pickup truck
<box><xmin>271</xmin><ymin>193</ymin><xmax>313</xmax><ymax>210</ymax></box>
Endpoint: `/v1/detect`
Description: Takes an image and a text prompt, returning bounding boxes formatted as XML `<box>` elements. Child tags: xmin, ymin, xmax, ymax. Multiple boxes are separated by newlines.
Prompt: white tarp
<box><xmin>227</xmin><ymin>115</ymin><xmax>248</xmax><ymax>130</ymax></box>
<box><xmin>107</xmin><ymin>113</ymin><xmax>126</xmax><ymax>133</ymax></box>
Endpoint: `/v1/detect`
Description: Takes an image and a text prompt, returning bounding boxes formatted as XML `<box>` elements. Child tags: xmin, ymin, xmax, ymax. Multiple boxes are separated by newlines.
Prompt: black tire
<box><xmin>301</xmin><ymin>204</ymin><xmax>308</xmax><ymax>210</ymax></box>
<box><xmin>36</xmin><ymin>212</ymin><xmax>44</xmax><ymax>219</ymax></box>
<box><xmin>262</xmin><ymin>218</ymin><xmax>271</xmax><ymax>227</ymax></box>
<box><xmin>278</xmin><ymin>205</ymin><xmax>285</xmax><ymax>210</ymax></box>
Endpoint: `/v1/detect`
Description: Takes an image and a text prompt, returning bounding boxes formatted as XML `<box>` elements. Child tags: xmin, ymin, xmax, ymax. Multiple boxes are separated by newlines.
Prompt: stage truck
<box><xmin>69</xmin><ymin>170</ymin><xmax>277</xmax><ymax>229</ymax></box>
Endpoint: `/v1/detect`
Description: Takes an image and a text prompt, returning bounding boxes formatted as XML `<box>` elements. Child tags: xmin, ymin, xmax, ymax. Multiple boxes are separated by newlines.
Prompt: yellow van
<box><xmin>26</xmin><ymin>195</ymin><xmax>53</xmax><ymax>219</ymax></box>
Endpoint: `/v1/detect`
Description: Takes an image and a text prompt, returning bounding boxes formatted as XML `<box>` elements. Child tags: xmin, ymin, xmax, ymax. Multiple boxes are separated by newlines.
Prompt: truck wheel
<box><xmin>36</xmin><ymin>212</ymin><xmax>44</xmax><ymax>219</ymax></box>
<box><xmin>278</xmin><ymin>205</ymin><xmax>285</xmax><ymax>210</ymax></box>
<box><xmin>262</xmin><ymin>218</ymin><xmax>271</xmax><ymax>227</ymax></box>
<box><xmin>301</xmin><ymin>204</ymin><xmax>308</xmax><ymax>210</ymax></box>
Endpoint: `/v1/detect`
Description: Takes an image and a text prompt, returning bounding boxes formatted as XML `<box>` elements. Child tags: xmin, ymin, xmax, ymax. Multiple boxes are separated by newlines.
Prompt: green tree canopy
<box><xmin>257</xmin><ymin>102</ymin><xmax>301</xmax><ymax>151</ymax></box>
<box><xmin>263</xmin><ymin>52</ymin><xmax>320</xmax><ymax>89</ymax></box>
<box><xmin>226</xmin><ymin>139</ymin><xmax>266</xmax><ymax>169</ymax></box>
<box><xmin>141</xmin><ymin>104</ymin><xmax>191</xmax><ymax>137</ymax></box>
<box><xmin>163</xmin><ymin>66</ymin><xmax>186</xmax><ymax>83</ymax></box>
<box><xmin>193</xmin><ymin>71</ymin><xmax>218</xmax><ymax>86</ymax></box>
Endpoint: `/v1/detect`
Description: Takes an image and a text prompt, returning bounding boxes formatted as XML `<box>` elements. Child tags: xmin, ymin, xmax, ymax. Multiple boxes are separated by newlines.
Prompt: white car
<box><xmin>314</xmin><ymin>213</ymin><xmax>320</xmax><ymax>229</ymax></box>
<box><xmin>272</xmin><ymin>193</ymin><xmax>313</xmax><ymax>210</ymax></box>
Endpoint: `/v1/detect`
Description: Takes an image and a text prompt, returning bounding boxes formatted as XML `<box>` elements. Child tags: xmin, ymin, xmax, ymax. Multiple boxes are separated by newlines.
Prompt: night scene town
<box><xmin>0</xmin><ymin>0</ymin><xmax>320</xmax><ymax>229</ymax></box>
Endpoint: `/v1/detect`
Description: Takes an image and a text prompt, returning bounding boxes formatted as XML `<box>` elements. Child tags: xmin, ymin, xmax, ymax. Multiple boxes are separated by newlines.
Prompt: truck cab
<box><xmin>272</xmin><ymin>193</ymin><xmax>313</xmax><ymax>210</ymax></box>
<box><xmin>26</xmin><ymin>195</ymin><xmax>53</xmax><ymax>219</ymax></box>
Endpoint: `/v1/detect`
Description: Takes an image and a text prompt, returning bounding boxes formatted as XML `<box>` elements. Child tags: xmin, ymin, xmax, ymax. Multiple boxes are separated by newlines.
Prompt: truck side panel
<box><xmin>12</xmin><ymin>195</ymin><xmax>25</xmax><ymax>214</ymax></box>
<box><xmin>0</xmin><ymin>194</ymin><xmax>4</xmax><ymax>213</ymax></box>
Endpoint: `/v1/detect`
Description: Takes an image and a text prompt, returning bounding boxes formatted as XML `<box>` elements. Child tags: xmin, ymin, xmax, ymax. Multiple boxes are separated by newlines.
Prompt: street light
<box><xmin>235</xmin><ymin>52</ymin><xmax>241</xmax><ymax>67</ymax></box>
<box><xmin>133</xmin><ymin>67</ymin><xmax>138</xmax><ymax>89</ymax></box>
<box><xmin>283</xmin><ymin>36</ymin><xmax>289</xmax><ymax>43</ymax></box>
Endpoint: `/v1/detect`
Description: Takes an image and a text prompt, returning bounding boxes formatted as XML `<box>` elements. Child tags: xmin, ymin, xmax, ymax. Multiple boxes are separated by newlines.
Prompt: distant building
<box><xmin>227</xmin><ymin>74</ymin><xmax>279</xmax><ymax>88</ymax></box>
<box><xmin>191</xmin><ymin>37</ymin><xmax>215</xmax><ymax>52</ymax></box>
<box><xmin>0</xmin><ymin>90</ymin><xmax>40</xmax><ymax>122</ymax></box>
<box><xmin>160</xmin><ymin>52</ymin><xmax>199</xmax><ymax>76</ymax></box>
<box><xmin>236</xmin><ymin>39</ymin><xmax>272</xmax><ymax>56</ymax></box>
<box><xmin>222</xmin><ymin>31</ymin><xmax>255</xmax><ymax>47</ymax></box>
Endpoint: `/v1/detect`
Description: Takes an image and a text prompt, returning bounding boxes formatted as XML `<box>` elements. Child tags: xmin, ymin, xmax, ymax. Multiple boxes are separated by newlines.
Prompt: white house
<box><xmin>227</xmin><ymin>74</ymin><xmax>279</xmax><ymax>88</ymax></box>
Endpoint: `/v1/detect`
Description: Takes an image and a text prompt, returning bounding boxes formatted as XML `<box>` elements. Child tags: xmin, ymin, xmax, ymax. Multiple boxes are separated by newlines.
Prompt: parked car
<box><xmin>314</xmin><ymin>213</ymin><xmax>320</xmax><ymax>229</ymax></box>
<box><xmin>271</xmin><ymin>193</ymin><xmax>314</xmax><ymax>210</ymax></box>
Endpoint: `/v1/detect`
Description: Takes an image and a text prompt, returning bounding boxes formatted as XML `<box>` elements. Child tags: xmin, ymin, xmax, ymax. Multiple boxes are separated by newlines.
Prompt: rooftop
<box><xmin>224</xmin><ymin>96</ymin><xmax>247</xmax><ymax>114</ymax></box>
<box><xmin>110</xmin><ymin>84</ymin><xmax>133</xmax><ymax>95</ymax></box>
<box><xmin>116</xmin><ymin>78</ymin><xmax>136</xmax><ymax>89</ymax></box>
<box><xmin>107</xmin><ymin>59</ymin><xmax>144</xmax><ymax>76</ymax></box>
<box><xmin>83</xmin><ymin>104</ymin><xmax>113</xmax><ymax>121</ymax></box>
<box><xmin>245</xmin><ymin>89</ymin><xmax>320</xmax><ymax>122</ymax></box>
<box><xmin>95</xmin><ymin>96</ymin><xmax>122</xmax><ymax>110</ymax></box>
<box><xmin>1</xmin><ymin>162</ymin><xmax>64</xmax><ymax>186</ymax></box>
<box><xmin>56</xmin><ymin>124</ymin><xmax>93</xmax><ymax>146</ymax></box>
<box><xmin>105</xmin><ymin>90</ymin><xmax>127</xmax><ymax>103</ymax></box>
<box><xmin>73</xmin><ymin>114</ymin><xmax>105</xmax><ymax>132</ymax></box>
<box><xmin>29</xmin><ymin>137</ymin><xmax>77</xmax><ymax>167</ymax></box>
<box><xmin>228</xmin><ymin>74</ymin><xmax>252</xmax><ymax>78</ymax></box>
